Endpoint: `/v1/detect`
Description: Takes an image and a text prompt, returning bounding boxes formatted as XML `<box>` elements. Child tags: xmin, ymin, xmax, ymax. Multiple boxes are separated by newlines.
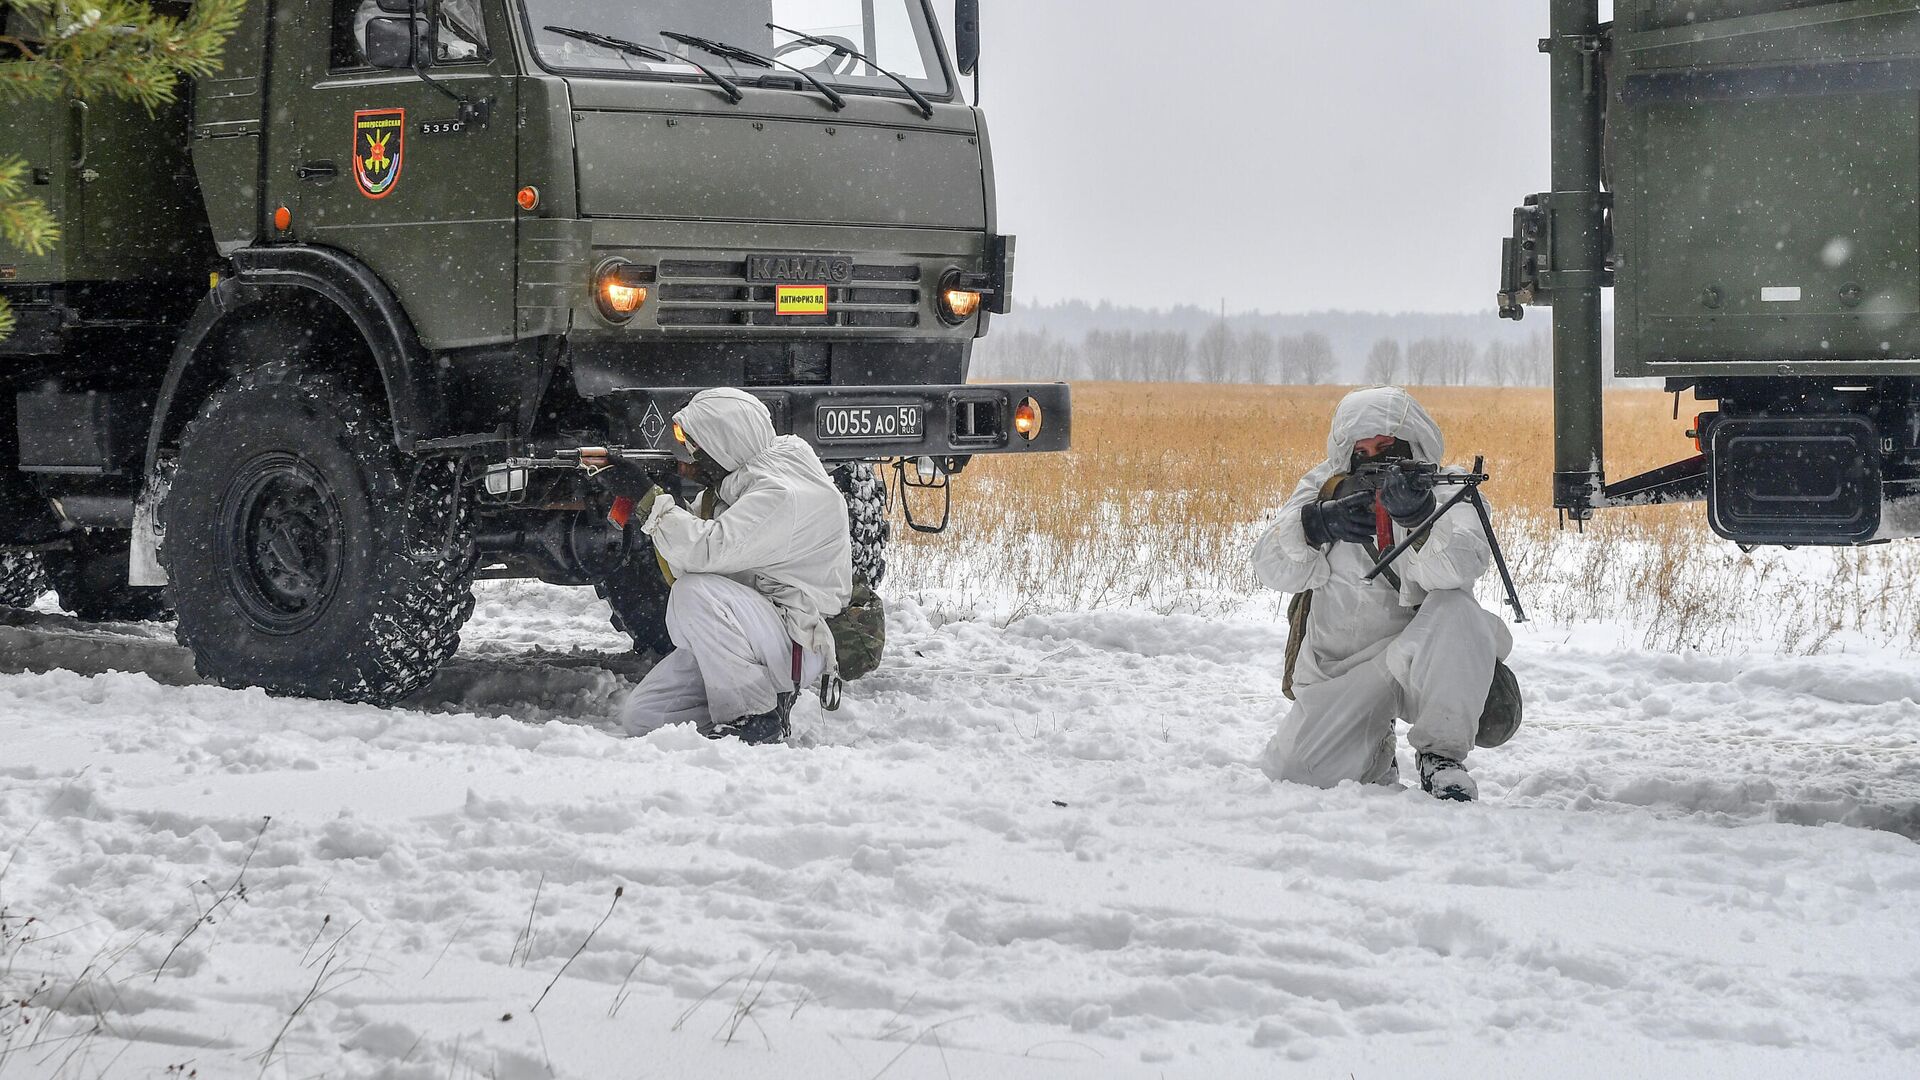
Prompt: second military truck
<box><xmin>0</xmin><ymin>0</ymin><xmax>1069</xmax><ymax>704</ymax></box>
<box><xmin>1504</xmin><ymin>0</ymin><xmax>1920</xmax><ymax>548</ymax></box>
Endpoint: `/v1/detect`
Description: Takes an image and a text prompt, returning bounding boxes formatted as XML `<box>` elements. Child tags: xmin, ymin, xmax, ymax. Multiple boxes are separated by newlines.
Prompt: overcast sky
<box><xmin>964</xmin><ymin>1</ymin><xmax>1557</xmax><ymax>315</ymax></box>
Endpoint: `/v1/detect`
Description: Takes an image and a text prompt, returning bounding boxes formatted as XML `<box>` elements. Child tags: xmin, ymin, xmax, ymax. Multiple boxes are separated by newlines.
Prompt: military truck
<box><xmin>1501</xmin><ymin>0</ymin><xmax>1920</xmax><ymax>547</ymax></box>
<box><xmin>0</xmin><ymin>0</ymin><xmax>1069</xmax><ymax>704</ymax></box>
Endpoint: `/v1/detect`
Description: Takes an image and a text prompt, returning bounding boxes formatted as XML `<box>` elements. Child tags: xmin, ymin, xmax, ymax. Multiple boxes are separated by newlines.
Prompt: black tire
<box><xmin>595</xmin><ymin>535</ymin><xmax>675</xmax><ymax>655</ymax></box>
<box><xmin>162</xmin><ymin>368</ymin><xmax>476</xmax><ymax>704</ymax></box>
<box><xmin>45</xmin><ymin>531</ymin><xmax>173</xmax><ymax>622</ymax></box>
<box><xmin>834</xmin><ymin>463</ymin><xmax>891</xmax><ymax>587</ymax></box>
<box><xmin>0</xmin><ymin>549</ymin><xmax>47</xmax><ymax>609</ymax></box>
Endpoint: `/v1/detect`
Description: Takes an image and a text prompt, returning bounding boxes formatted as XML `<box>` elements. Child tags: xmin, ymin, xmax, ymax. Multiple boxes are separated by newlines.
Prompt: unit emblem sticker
<box><xmin>353</xmin><ymin>108</ymin><xmax>405</xmax><ymax>199</ymax></box>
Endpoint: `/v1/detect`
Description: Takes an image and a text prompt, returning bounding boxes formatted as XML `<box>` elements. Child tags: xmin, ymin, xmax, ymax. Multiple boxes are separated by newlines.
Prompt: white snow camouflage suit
<box><xmin>1251</xmin><ymin>386</ymin><xmax>1513</xmax><ymax>787</ymax></box>
<box><xmin>621</xmin><ymin>389</ymin><xmax>854</xmax><ymax>736</ymax></box>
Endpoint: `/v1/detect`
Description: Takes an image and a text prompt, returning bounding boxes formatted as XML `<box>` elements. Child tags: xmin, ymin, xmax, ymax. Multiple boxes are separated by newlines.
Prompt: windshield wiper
<box><xmin>660</xmin><ymin>30</ymin><xmax>846</xmax><ymax>112</ymax></box>
<box><xmin>766</xmin><ymin>22</ymin><xmax>935</xmax><ymax>120</ymax></box>
<box><xmin>542</xmin><ymin>24</ymin><xmax>742</xmax><ymax>104</ymax></box>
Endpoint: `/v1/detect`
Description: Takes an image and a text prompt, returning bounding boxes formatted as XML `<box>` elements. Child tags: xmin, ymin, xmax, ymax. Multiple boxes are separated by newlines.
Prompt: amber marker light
<box><xmin>593</xmin><ymin>259</ymin><xmax>654</xmax><ymax>324</ymax></box>
<box><xmin>517</xmin><ymin>186</ymin><xmax>540</xmax><ymax>212</ymax></box>
<box><xmin>1014</xmin><ymin>396</ymin><xmax>1043</xmax><ymax>441</ymax></box>
<box><xmin>273</xmin><ymin>206</ymin><xmax>291</xmax><ymax>231</ymax></box>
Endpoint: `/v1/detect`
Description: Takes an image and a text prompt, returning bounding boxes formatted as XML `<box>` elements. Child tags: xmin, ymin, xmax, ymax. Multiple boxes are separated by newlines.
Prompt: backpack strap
<box><xmin>1282</xmin><ymin>589</ymin><xmax>1312</xmax><ymax>701</ymax></box>
<box><xmin>1363</xmin><ymin>538</ymin><xmax>1401</xmax><ymax>592</ymax></box>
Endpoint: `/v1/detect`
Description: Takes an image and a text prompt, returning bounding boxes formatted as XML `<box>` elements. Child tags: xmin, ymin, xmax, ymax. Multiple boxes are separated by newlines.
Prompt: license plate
<box><xmin>818</xmin><ymin>404</ymin><xmax>924</xmax><ymax>442</ymax></box>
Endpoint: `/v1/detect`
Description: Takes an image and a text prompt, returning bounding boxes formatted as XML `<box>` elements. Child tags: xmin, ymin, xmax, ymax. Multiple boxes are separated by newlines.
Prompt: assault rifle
<box><xmin>482</xmin><ymin>446</ymin><xmax>679</xmax><ymax>499</ymax></box>
<box><xmin>1353</xmin><ymin>456</ymin><xmax>1527</xmax><ymax>623</ymax></box>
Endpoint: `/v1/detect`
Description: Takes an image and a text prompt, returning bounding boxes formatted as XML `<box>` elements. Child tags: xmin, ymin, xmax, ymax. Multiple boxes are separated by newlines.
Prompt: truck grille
<box><xmin>654</xmin><ymin>260</ymin><xmax>922</xmax><ymax>330</ymax></box>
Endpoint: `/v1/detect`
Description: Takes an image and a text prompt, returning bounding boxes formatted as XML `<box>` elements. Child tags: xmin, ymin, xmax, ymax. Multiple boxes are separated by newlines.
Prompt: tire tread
<box><xmin>164</xmin><ymin>368</ymin><xmax>476</xmax><ymax>704</ymax></box>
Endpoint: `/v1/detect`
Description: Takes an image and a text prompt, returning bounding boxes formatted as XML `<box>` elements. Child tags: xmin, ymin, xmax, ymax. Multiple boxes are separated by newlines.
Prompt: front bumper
<box><xmin>607</xmin><ymin>383</ymin><xmax>1071</xmax><ymax>462</ymax></box>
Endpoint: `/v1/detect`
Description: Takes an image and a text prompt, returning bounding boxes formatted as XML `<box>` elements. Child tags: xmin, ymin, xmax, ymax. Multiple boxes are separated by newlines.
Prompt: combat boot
<box><xmin>705</xmin><ymin>692</ymin><xmax>797</xmax><ymax>746</ymax></box>
<box><xmin>1417</xmin><ymin>751</ymin><xmax>1477</xmax><ymax>803</ymax></box>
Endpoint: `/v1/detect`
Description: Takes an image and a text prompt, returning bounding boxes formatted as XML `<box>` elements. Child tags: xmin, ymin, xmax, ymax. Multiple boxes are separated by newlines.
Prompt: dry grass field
<box><xmin>888</xmin><ymin>383</ymin><xmax>1920</xmax><ymax>655</ymax></box>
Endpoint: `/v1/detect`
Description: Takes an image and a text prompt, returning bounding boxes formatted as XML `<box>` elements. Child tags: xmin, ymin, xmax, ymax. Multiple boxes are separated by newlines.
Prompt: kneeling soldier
<box><xmin>1253</xmin><ymin>386</ymin><xmax>1521</xmax><ymax>801</ymax></box>
<box><xmin>619</xmin><ymin>389</ymin><xmax>853</xmax><ymax>744</ymax></box>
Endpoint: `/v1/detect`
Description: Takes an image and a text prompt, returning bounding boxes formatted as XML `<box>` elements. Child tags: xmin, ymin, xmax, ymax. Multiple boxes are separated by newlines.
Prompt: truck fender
<box><xmin>144</xmin><ymin>245</ymin><xmax>447</xmax><ymax>474</ymax></box>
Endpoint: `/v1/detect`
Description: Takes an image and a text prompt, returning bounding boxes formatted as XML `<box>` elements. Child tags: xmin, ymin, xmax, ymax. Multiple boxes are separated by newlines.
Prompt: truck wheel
<box><xmin>163</xmin><ymin>369</ymin><xmax>476</xmax><ymax>705</ymax></box>
<box><xmin>45</xmin><ymin>532</ymin><xmax>172</xmax><ymax>622</ymax></box>
<box><xmin>596</xmin><ymin>534</ymin><xmax>674</xmax><ymax>655</ymax></box>
<box><xmin>0</xmin><ymin>550</ymin><xmax>47</xmax><ymax>609</ymax></box>
<box><xmin>835</xmin><ymin>463</ymin><xmax>891</xmax><ymax>587</ymax></box>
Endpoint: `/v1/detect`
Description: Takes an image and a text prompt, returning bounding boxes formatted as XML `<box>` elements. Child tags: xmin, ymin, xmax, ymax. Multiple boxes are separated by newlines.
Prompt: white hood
<box><xmin>1321</xmin><ymin>386</ymin><xmax>1446</xmax><ymax>470</ymax></box>
<box><xmin>676</xmin><ymin>387</ymin><xmax>777</xmax><ymax>472</ymax></box>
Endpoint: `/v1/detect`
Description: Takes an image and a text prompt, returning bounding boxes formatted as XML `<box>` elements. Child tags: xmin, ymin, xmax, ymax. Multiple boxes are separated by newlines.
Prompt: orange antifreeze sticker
<box><xmin>776</xmin><ymin>285</ymin><xmax>829</xmax><ymax>315</ymax></box>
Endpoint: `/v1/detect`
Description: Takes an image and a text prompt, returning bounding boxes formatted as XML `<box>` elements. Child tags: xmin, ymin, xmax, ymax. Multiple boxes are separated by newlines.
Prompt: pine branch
<box><xmin>0</xmin><ymin>159</ymin><xmax>60</xmax><ymax>257</ymax></box>
<box><xmin>0</xmin><ymin>2</ymin><xmax>240</xmax><ymax>343</ymax></box>
<box><xmin>0</xmin><ymin>0</ymin><xmax>247</xmax><ymax>110</ymax></box>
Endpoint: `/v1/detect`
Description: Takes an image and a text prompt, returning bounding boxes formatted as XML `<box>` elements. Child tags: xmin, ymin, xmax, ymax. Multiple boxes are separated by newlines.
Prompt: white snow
<box><xmin>4</xmin><ymin>566</ymin><xmax>1920</xmax><ymax>1078</ymax></box>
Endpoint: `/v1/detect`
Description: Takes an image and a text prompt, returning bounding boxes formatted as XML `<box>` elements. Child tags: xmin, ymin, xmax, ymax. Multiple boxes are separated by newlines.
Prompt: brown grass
<box><xmin>886</xmin><ymin>384</ymin><xmax>1920</xmax><ymax>654</ymax></box>
<box><xmin>916</xmin><ymin>382</ymin><xmax>1693</xmax><ymax>527</ymax></box>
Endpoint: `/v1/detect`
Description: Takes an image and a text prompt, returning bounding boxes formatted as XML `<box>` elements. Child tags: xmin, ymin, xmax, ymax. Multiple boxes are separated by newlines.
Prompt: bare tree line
<box><xmin>975</xmin><ymin>324</ymin><xmax>1558</xmax><ymax>387</ymax></box>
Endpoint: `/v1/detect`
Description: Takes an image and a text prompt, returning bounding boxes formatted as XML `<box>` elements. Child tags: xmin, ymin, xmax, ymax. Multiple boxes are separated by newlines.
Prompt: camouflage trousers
<box><xmin>621</xmin><ymin>574</ymin><xmax>824</xmax><ymax>737</ymax></box>
<box><xmin>1261</xmin><ymin>589</ymin><xmax>1511</xmax><ymax>788</ymax></box>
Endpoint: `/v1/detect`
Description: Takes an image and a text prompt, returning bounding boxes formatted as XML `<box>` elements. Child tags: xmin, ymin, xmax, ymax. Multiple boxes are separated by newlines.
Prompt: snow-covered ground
<box><xmin>4</xmin><ymin>567</ymin><xmax>1920</xmax><ymax>1078</ymax></box>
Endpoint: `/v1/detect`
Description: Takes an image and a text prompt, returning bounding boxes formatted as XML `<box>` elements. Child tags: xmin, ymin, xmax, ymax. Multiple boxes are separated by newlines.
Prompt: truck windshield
<box><xmin>520</xmin><ymin>0</ymin><xmax>951</xmax><ymax>99</ymax></box>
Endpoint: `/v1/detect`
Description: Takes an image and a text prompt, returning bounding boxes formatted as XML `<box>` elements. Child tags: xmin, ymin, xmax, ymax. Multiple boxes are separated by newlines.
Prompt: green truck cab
<box><xmin>0</xmin><ymin>0</ymin><xmax>1069</xmax><ymax>704</ymax></box>
<box><xmin>1503</xmin><ymin>0</ymin><xmax>1920</xmax><ymax>546</ymax></box>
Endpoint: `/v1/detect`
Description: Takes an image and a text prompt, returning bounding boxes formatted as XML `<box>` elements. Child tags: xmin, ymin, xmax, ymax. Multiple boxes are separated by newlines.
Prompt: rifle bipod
<box><xmin>1361</xmin><ymin>455</ymin><xmax>1528</xmax><ymax>623</ymax></box>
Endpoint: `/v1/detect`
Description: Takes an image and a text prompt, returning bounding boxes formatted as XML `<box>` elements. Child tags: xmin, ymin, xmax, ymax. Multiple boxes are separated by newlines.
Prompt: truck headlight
<box><xmin>594</xmin><ymin>259</ymin><xmax>655</xmax><ymax>324</ymax></box>
<box><xmin>938</xmin><ymin>269</ymin><xmax>989</xmax><ymax>325</ymax></box>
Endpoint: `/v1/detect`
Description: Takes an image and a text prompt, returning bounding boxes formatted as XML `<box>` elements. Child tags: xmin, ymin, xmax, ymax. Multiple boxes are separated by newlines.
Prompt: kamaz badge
<box><xmin>354</xmin><ymin>109</ymin><xmax>405</xmax><ymax>200</ymax></box>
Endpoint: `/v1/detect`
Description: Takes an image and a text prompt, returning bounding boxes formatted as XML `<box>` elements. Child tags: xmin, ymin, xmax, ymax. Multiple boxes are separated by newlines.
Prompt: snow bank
<box><xmin>3</xmin><ymin>581</ymin><xmax>1918</xmax><ymax>1077</ymax></box>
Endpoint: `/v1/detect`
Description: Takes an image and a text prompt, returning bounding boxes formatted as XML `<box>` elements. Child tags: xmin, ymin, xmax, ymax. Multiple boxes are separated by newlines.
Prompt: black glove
<box><xmin>1379</xmin><ymin>468</ymin><xmax>1437</xmax><ymax>525</ymax></box>
<box><xmin>599</xmin><ymin>459</ymin><xmax>665</xmax><ymax>501</ymax></box>
<box><xmin>1300</xmin><ymin>491</ymin><xmax>1377</xmax><ymax>548</ymax></box>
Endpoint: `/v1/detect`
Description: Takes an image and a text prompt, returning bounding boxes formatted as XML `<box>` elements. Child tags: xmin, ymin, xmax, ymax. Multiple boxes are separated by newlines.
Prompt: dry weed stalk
<box><xmin>155</xmin><ymin>816</ymin><xmax>270</xmax><ymax>982</ymax></box>
<box><xmin>509</xmin><ymin>873</ymin><xmax>544</xmax><ymax>968</ymax></box>
<box><xmin>530</xmin><ymin>886</ymin><xmax>622</xmax><ymax>1014</ymax></box>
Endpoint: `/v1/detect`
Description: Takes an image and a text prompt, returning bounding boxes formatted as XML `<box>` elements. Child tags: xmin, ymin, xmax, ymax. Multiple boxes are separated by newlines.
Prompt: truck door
<box><xmin>0</xmin><ymin>6</ymin><xmax>67</xmax><ymax>285</ymax></box>
<box><xmin>0</xmin><ymin>99</ymin><xmax>66</xmax><ymax>285</ymax></box>
<box><xmin>282</xmin><ymin>0</ymin><xmax>519</xmax><ymax>350</ymax></box>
